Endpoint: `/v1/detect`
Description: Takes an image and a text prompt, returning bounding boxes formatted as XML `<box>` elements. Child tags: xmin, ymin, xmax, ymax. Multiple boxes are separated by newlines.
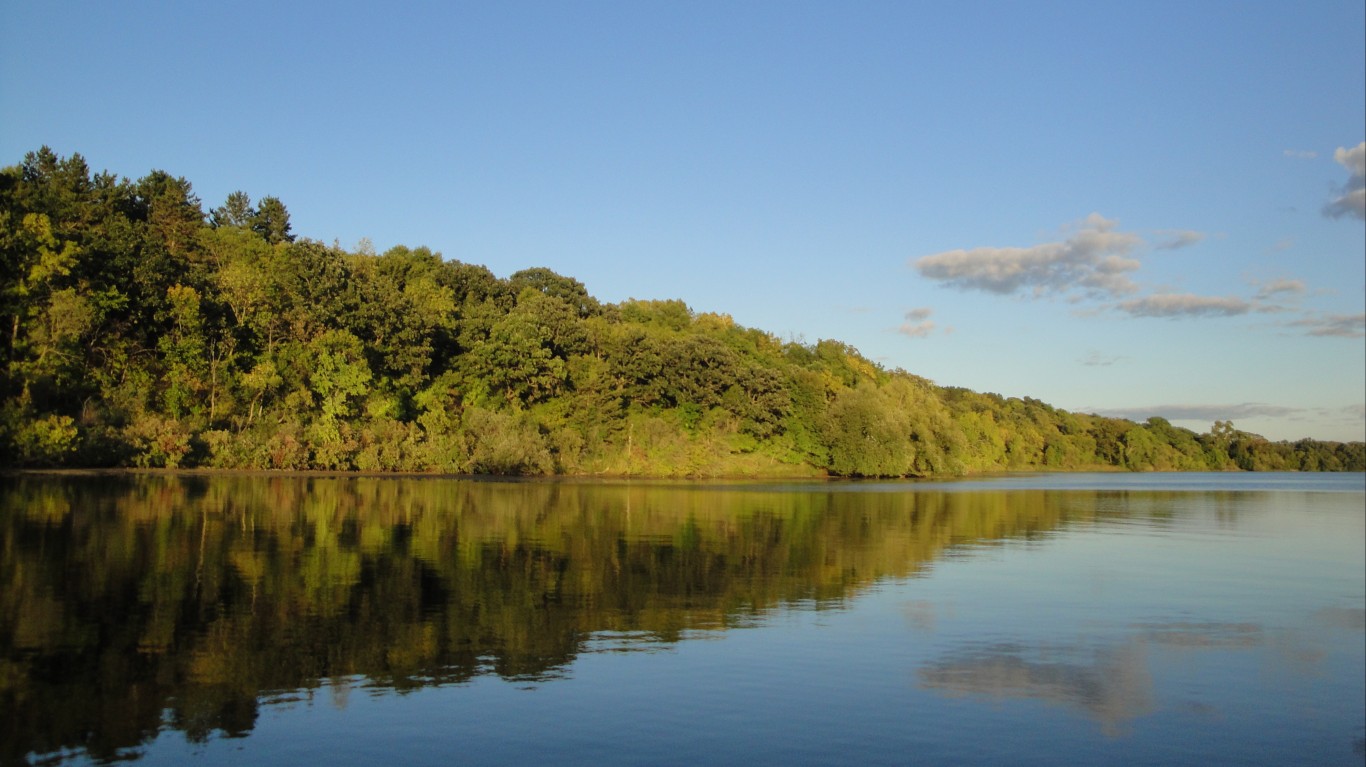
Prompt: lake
<box><xmin>2</xmin><ymin>472</ymin><xmax>1362</xmax><ymax>766</ymax></box>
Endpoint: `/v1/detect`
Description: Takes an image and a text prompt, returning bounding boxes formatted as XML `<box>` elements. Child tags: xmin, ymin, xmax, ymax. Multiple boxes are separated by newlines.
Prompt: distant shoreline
<box><xmin>6</xmin><ymin>465</ymin><xmax>1262</xmax><ymax>482</ymax></box>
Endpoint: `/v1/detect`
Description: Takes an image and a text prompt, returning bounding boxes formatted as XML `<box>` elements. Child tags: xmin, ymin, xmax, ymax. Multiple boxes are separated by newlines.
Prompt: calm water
<box><xmin>1</xmin><ymin>472</ymin><xmax>1362</xmax><ymax>766</ymax></box>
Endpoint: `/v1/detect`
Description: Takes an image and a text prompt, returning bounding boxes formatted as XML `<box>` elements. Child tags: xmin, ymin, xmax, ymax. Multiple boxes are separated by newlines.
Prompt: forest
<box><xmin>2</xmin><ymin>148</ymin><xmax>1362</xmax><ymax>475</ymax></box>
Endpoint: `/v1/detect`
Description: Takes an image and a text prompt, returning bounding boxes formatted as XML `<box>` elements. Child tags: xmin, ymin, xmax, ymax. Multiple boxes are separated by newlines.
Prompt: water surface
<box><xmin>2</xmin><ymin>472</ymin><xmax>1362</xmax><ymax>765</ymax></box>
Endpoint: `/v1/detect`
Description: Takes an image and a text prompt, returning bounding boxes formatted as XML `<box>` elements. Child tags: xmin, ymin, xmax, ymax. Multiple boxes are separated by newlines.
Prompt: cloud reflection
<box><xmin>919</xmin><ymin>642</ymin><xmax>1154</xmax><ymax>736</ymax></box>
<box><xmin>1134</xmin><ymin>621</ymin><xmax>1262</xmax><ymax>648</ymax></box>
<box><xmin>1310</xmin><ymin>607</ymin><xmax>1365</xmax><ymax>631</ymax></box>
<box><xmin>916</xmin><ymin>620</ymin><xmax>1296</xmax><ymax>736</ymax></box>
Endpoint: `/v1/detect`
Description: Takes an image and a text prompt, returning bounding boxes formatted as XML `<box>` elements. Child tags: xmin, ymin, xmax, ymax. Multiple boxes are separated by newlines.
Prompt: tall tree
<box><xmin>0</xmin><ymin>211</ymin><xmax>85</xmax><ymax>396</ymax></box>
<box><xmin>210</xmin><ymin>191</ymin><xmax>255</xmax><ymax>229</ymax></box>
<box><xmin>251</xmin><ymin>196</ymin><xmax>294</xmax><ymax>245</ymax></box>
<box><xmin>135</xmin><ymin>171</ymin><xmax>204</xmax><ymax>260</ymax></box>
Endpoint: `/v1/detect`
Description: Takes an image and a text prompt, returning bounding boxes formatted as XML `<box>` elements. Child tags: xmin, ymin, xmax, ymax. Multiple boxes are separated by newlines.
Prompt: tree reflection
<box><xmin>1</xmin><ymin>475</ymin><xmax>1130</xmax><ymax>764</ymax></box>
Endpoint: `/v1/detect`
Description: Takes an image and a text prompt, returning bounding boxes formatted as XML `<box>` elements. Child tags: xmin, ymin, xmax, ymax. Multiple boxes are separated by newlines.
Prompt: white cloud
<box><xmin>1080</xmin><ymin>350</ymin><xmax>1124</xmax><ymax>367</ymax></box>
<box><xmin>897</xmin><ymin>307</ymin><xmax>936</xmax><ymax>338</ymax></box>
<box><xmin>1153</xmin><ymin>229</ymin><xmax>1205</xmax><ymax>250</ymax></box>
<box><xmin>912</xmin><ymin>214</ymin><xmax>1142</xmax><ymax>299</ymax></box>
<box><xmin>913</xmin><ymin>216</ymin><xmax>1330</xmax><ymax>327</ymax></box>
<box><xmin>1089</xmin><ymin>403</ymin><xmax>1303</xmax><ymax>423</ymax></box>
<box><xmin>1289</xmin><ymin>312</ymin><xmax>1366</xmax><ymax>338</ymax></box>
<box><xmin>1253</xmin><ymin>278</ymin><xmax>1306</xmax><ymax>301</ymax></box>
<box><xmin>1334</xmin><ymin>142</ymin><xmax>1366</xmax><ymax>177</ymax></box>
<box><xmin>1324</xmin><ymin>142</ymin><xmax>1365</xmax><ymax>220</ymax></box>
<box><xmin>1115</xmin><ymin>293</ymin><xmax>1253</xmax><ymax>318</ymax></box>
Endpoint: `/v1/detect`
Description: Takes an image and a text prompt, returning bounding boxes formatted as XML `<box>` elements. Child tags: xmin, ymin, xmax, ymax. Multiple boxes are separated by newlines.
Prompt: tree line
<box><xmin>2</xmin><ymin>148</ymin><xmax>1361</xmax><ymax>475</ymax></box>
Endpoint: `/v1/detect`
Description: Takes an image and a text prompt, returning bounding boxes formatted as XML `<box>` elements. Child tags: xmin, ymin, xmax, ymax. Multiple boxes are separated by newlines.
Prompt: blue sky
<box><xmin>3</xmin><ymin>0</ymin><xmax>1363</xmax><ymax>441</ymax></box>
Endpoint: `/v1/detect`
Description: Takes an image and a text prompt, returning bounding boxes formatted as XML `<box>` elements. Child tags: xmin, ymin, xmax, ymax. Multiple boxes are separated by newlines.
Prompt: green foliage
<box><xmin>123</xmin><ymin>413</ymin><xmax>195</xmax><ymax>468</ymax></box>
<box><xmin>463</xmin><ymin>297</ymin><xmax>569</xmax><ymax>405</ymax></box>
<box><xmin>462</xmin><ymin>407</ymin><xmax>552</xmax><ymax>475</ymax></box>
<box><xmin>158</xmin><ymin>284</ymin><xmax>209</xmax><ymax>418</ymax></box>
<box><xmin>1</xmin><ymin>147</ymin><xmax>1360</xmax><ymax>476</ymax></box>
<box><xmin>309</xmin><ymin>329</ymin><xmax>372</xmax><ymax>422</ymax></box>
<box><xmin>250</xmin><ymin>196</ymin><xmax>293</xmax><ymax>244</ymax></box>
<box><xmin>0</xmin><ymin>406</ymin><xmax>79</xmax><ymax>465</ymax></box>
<box><xmin>508</xmin><ymin>267</ymin><xmax>600</xmax><ymax>317</ymax></box>
<box><xmin>210</xmin><ymin>190</ymin><xmax>254</xmax><ymax>229</ymax></box>
<box><xmin>821</xmin><ymin>385</ymin><xmax>916</xmax><ymax>477</ymax></box>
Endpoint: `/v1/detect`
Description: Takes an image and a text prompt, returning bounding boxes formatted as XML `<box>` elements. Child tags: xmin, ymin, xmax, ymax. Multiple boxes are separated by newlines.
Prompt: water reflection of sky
<box><xmin>6</xmin><ymin>473</ymin><xmax>1362</xmax><ymax>767</ymax></box>
<box><xmin>885</xmin><ymin>471</ymin><xmax>1366</xmax><ymax>493</ymax></box>
<box><xmin>887</xmin><ymin>482</ymin><xmax>1365</xmax><ymax>760</ymax></box>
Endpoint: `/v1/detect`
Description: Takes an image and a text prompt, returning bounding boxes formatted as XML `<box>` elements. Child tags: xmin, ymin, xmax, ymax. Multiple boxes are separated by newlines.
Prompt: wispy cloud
<box><xmin>1080</xmin><ymin>350</ymin><xmax>1125</xmax><ymax>367</ymax></box>
<box><xmin>1267</xmin><ymin>237</ymin><xmax>1294</xmax><ymax>253</ymax></box>
<box><xmin>1115</xmin><ymin>293</ymin><xmax>1254</xmax><ymax>318</ymax></box>
<box><xmin>1283</xmin><ymin>149</ymin><xmax>1318</xmax><ymax>159</ymax></box>
<box><xmin>914</xmin><ymin>215</ymin><xmax>1332</xmax><ymax>328</ymax></box>
<box><xmin>897</xmin><ymin>307</ymin><xmax>937</xmax><ymax>338</ymax></box>
<box><xmin>1089</xmin><ymin>403</ymin><xmax>1304</xmax><ymax>423</ymax></box>
<box><xmin>1288</xmin><ymin>312</ymin><xmax>1366</xmax><ymax>338</ymax></box>
<box><xmin>911</xmin><ymin>214</ymin><xmax>1142</xmax><ymax>299</ymax></box>
<box><xmin>1324</xmin><ymin>142</ymin><xmax>1365</xmax><ymax>220</ymax></box>
<box><xmin>1153</xmin><ymin>229</ymin><xmax>1205</xmax><ymax>250</ymax></box>
<box><xmin>1253</xmin><ymin>278</ymin><xmax>1306</xmax><ymax>301</ymax></box>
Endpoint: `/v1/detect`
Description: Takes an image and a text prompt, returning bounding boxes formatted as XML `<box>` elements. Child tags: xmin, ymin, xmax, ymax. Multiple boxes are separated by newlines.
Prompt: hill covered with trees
<box><xmin>2</xmin><ymin>148</ymin><xmax>1361</xmax><ymax>475</ymax></box>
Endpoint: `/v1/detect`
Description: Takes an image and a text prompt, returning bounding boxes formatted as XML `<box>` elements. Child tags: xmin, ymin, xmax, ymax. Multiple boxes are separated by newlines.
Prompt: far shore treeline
<box><xmin>2</xmin><ymin>148</ymin><xmax>1362</xmax><ymax>475</ymax></box>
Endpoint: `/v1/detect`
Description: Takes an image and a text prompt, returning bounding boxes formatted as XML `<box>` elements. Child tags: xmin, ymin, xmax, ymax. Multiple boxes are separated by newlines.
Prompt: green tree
<box><xmin>508</xmin><ymin>267</ymin><xmax>600</xmax><ymax>317</ymax></box>
<box><xmin>349</xmin><ymin>246</ymin><xmax>457</xmax><ymax>391</ymax></box>
<box><xmin>0</xmin><ymin>211</ymin><xmax>85</xmax><ymax>400</ymax></box>
<box><xmin>464</xmin><ymin>303</ymin><xmax>567</xmax><ymax>405</ymax></box>
<box><xmin>210</xmin><ymin>191</ymin><xmax>255</xmax><ymax>229</ymax></box>
<box><xmin>309</xmin><ymin>329</ymin><xmax>372</xmax><ymax>424</ymax></box>
<box><xmin>251</xmin><ymin>196</ymin><xmax>294</xmax><ymax>245</ymax></box>
<box><xmin>158</xmin><ymin>284</ymin><xmax>209</xmax><ymax>419</ymax></box>
<box><xmin>1121</xmin><ymin>426</ymin><xmax>1160</xmax><ymax>470</ymax></box>
<box><xmin>136</xmin><ymin>170</ymin><xmax>204</xmax><ymax>261</ymax></box>
<box><xmin>822</xmin><ymin>385</ymin><xmax>913</xmax><ymax>477</ymax></box>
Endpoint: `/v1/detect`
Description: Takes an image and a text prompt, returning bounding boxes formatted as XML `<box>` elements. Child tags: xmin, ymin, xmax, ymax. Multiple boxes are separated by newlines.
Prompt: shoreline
<box><xmin>2</xmin><ymin>464</ymin><xmax>1245</xmax><ymax>483</ymax></box>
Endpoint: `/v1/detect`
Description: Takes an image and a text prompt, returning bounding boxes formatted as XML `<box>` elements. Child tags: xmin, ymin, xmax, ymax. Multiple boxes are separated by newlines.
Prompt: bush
<box><xmin>1</xmin><ymin>408</ymin><xmax>81</xmax><ymax>466</ymax></box>
<box><xmin>463</xmin><ymin>408</ymin><xmax>552</xmax><ymax>475</ymax></box>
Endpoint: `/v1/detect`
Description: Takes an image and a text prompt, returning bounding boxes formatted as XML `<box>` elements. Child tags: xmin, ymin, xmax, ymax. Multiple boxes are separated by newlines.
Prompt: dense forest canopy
<box><xmin>1</xmin><ymin>148</ymin><xmax>1361</xmax><ymax>474</ymax></box>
